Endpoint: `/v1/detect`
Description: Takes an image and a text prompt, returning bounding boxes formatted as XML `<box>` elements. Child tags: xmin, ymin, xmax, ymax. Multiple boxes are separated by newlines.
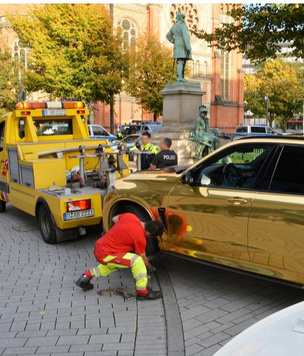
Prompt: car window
<box><xmin>236</xmin><ymin>126</ymin><xmax>247</xmax><ymax>133</ymax></box>
<box><xmin>124</xmin><ymin>136</ymin><xmax>138</xmax><ymax>143</ymax></box>
<box><xmin>266</xmin><ymin>127</ymin><xmax>275</xmax><ymax>134</ymax></box>
<box><xmin>0</xmin><ymin>121</ymin><xmax>5</xmax><ymax>152</ymax></box>
<box><xmin>192</xmin><ymin>144</ymin><xmax>275</xmax><ymax>189</ymax></box>
<box><xmin>269</xmin><ymin>145</ymin><xmax>304</xmax><ymax>194</ymax></box>
<box><xmin>251</xmin><ymin>126</ymin><xmax>266</xmax><ymax>133</ymax></box>
<box><xmin>92</xmin><ymin>126</ymin><xmax>108</xmax><ymax>136</ymax></box>
<box><xmin>33</xmin><ymin>119</ymin><xmax>72</xmax><ymax>136</ymax></box>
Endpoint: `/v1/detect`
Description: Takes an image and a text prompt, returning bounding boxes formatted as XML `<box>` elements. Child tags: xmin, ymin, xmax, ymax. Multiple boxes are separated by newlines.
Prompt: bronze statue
<box><xmin>189</xmin><ymin>105</ymin><xmax>220</xmax><ymax>159</ymax></box>
<box><xmin>166</xmin><ymin>12</ymin><xmax>192</xmax><ymax>82</ymax></box>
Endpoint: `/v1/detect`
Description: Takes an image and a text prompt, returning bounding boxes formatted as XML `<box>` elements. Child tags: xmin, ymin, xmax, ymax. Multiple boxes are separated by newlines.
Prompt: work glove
<box><xmin>148</xmin><ymin>265</ymin><xmax>156</xmax><ymax>273</ymax></box>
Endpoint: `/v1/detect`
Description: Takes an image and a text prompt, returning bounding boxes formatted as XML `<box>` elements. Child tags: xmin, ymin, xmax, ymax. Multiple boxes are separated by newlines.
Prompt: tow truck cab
<box><xmin>0</xmin><ymin>101</ymin><xmax>129</xmax><ymax>244</ymax></box>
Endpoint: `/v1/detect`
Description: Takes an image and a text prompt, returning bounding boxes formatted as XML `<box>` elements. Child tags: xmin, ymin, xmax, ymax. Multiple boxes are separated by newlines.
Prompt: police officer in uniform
<box><xmin>150</xmin><ymin>137</ymin><xmax>178</xmax><ymax>169</ymax></box>
<box><xmin>130</xmin><ymin>131</ymin><xmax>159</xmax><ymax>170</ymax></box>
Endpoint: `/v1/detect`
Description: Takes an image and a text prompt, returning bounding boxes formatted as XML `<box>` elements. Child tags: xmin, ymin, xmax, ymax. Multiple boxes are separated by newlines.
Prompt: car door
<box><xmin>166</xmin><ymin>142</ymin><xmax>276</xmax><ymax>269</ymax></box>
<box><xmin>248</xmin><ymin>144</ymin><xmax>304</xmax><ymax>285</ymax></box>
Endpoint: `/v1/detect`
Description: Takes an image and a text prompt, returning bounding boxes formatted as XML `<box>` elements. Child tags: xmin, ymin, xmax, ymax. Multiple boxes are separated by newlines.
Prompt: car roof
<box><xmin>238</xmin><ymin>135</ymin><xmax>304</xmax><ymax>141</ymax></box>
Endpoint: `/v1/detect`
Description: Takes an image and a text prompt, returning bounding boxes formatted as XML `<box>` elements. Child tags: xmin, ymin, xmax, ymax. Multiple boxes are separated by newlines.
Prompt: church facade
<box><xmin>0</xmin><ymin>3</ymin><xmax>244</xmax><ymax>134</ymax></box>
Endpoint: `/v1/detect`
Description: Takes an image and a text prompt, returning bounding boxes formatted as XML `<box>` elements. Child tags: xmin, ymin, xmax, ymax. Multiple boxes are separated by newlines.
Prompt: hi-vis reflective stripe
<box><xmin>131</xmin><ymin>255</ymin><xmax>140</xmax><ymax>267</ymax></box>
<box><xmin>91</xmin><ymin>267</ymin><xmax>102</xmax><ymax>278</ymax></box>
<box><xmin>134</xmin><ymin>273</ymin><xmax>147</xmax><ymax>282</ymax></box>
<box><xmin>89</xmin><ymin>268</ymin><xmax>98</xmax><ymax>277</ymax></box>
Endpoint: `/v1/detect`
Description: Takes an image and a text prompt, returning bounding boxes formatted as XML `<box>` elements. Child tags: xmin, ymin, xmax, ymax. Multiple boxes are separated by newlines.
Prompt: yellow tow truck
<box><xmin>0</xmin><ymin>101</ymin><xmax>128</xmax><ymax>244</ymax></box>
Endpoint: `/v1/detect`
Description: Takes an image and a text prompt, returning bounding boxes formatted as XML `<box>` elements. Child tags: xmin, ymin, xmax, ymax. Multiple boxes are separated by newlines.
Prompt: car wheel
<box><xmin>38</xmin><ymin>205</ymin><xmax>57</xmax><ymax>244</ymax></box>
<box><xmin>111</xmin><ymin>203</ymin><xmax>159</xmax><ymax>256</ymax></box>
<box><xmin>0</xmin><ymin>200</ymin><xmax>6</xmax><ymax>213</ymax></box>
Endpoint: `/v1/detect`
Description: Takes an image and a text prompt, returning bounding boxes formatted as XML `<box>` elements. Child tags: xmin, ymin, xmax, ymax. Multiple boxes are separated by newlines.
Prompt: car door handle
<box><xmin>227</xmin><ymin>197</ymin><xmax>248</xmax><ymax>205</ymax></box>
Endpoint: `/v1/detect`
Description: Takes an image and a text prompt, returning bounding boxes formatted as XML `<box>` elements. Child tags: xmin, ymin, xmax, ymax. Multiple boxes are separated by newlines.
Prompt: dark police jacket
<box><xmin>152</xmin><ymin>150</ymin><xmax>178</xmax><ymax>168</ymax></box>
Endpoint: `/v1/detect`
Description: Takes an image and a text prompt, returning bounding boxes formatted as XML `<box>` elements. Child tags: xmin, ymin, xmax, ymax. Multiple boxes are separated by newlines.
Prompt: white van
<box><xmin>235</xmin><ymin>125</ymin><xmax>276</xmax><ymax>138</ymax></box>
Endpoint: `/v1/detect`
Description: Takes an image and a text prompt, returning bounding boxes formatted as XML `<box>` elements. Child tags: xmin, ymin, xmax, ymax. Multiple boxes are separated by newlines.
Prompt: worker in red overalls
<box><xmin>75</xmin><ymin>213</ymin><xmax>163</xmax><ymax>300</ymax></box>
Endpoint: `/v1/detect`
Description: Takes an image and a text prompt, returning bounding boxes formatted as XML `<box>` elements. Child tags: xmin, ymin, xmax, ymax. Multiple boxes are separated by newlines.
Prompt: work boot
<box><xmin>136</xmin><ymin>290</ymin><xmax>162</xmax><ymax>301</ymax></box>
<box><xmin>75</xmin><ymin>275</ymin><xmax>94</xmax><ymax>291</ymax></box>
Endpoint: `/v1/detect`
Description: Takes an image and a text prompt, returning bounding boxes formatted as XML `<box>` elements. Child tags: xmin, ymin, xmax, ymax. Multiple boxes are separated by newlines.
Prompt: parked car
<box><xmin>88</xmin><ymin>124</ymin><xmax>117</xmax><ymax>142</ymax></box>
<box><xmin>118</xmin><ymin>123</ymin><xmax>161</xmax><ymax>138</ymax></box>
<box><xmin>103</xmin><ymin>136</ymin><xmax>304</xmax><ymax>287</ymax></box>
<box><xmin>214</xmin><ymin>301</ymin><xmax>304</xmax><ymax>356</ymax></box>
<box><xmin>210</xmin><ymin>128</ymin><xmax>234</xmax><ymax>145</ymax></box>
<box><xmin>235</xmin><ymin>124</ymin><xmax>276</xmax><ymax>138</ymax></box>
<box><xmin>111</xmin><ymin>134</ymin><xmax>141</xmax><ymax>151</ymax></box>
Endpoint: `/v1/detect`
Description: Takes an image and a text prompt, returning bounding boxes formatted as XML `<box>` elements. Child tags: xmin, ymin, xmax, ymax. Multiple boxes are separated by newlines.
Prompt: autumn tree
<box><xmin>124</xmin><ymin>33</ymin><xmax>173</xmax><ymax>121</ymax></box>
<box><xmin>193</xmin><ymin>4</ymin><xmax>304</xmax><ymax>63</ymax></box>
<box><xmin>244</xmin><ymin>58</ymin><xmax>303</xmax><ymax>130</ymax></box>
<box><xmin>0</xmin><ymin>47</ymin><xmax>19</xmax><ymax>115</ymax></box>
<box><xmin>8</xmin><ymin>4</ymin><xmax>127</xmax><ymax>112</ymax></box>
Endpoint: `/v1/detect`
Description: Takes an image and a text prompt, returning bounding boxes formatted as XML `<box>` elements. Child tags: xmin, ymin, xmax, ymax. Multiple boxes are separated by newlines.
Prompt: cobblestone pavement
<box><xmin>0</xmin><ymin>205</ymin><xmax>166</xmax><ymax>356</ymax></box>
<box><xmin>158</xmin><ymin>255</ymin><xmax>304</xmax><ymax>356</ymax></box>
<box><xmin>1</xmin><ymin>204</ymin><xmax>304</xmax><ymax>356</ymax></box>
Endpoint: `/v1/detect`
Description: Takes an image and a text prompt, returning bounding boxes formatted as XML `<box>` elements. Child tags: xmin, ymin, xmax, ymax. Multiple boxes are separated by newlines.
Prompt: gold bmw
<box><xmin>103</xmin><ymin>137</ymin><xmax>304</xmax><ymax>287</ymax></box>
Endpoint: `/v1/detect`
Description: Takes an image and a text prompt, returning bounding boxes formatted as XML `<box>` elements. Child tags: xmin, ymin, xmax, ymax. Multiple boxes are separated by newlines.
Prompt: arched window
<box><xmin>204</xmin><ymin>61</ymin><xmax>208</xmax><ymax>76</ymax></box>
<box><xmin>220</xmin><ymin>50</ymin><xmax>230</xmax><ymax>100</ymax></box>
<box><xmin>196</xmin><ymin>60</ymin><xmax>200</xmax><ymax>76</ymax></box>
<box><xmin>117</xmin><ymin>19</ymin><xmax>137</xmax><ymax>50</ymax></box>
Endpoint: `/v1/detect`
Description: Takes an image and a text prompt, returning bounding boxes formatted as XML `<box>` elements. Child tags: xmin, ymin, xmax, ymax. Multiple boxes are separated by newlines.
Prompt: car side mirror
<box><xmin>181</xmin><ymin>171</ymin><xmax>193</xmax><ymax>185</ymax></box>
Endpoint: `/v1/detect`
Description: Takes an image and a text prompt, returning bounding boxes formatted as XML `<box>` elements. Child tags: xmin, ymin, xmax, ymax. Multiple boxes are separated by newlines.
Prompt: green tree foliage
<box><xmin>244</xmin><ymin>58</ymin><xmax>303</xmax><ymax>131</ymax></box>
<box><xmin>8</xmin><ymin>4</ymin><xmax>127</xmax><ymax>105</ymax></box>
<box><xmin>0</xmin><ymin>47</ymin><xmax>19</xmax><ymax>115</ymax></box>
<box><xmin>193</xmin><ymin>4</ymin><xmax>304</xmax><ymax>63</ymax></box>
<box><xmin>124</xmin><ymin>33</ymin><xmax>173</xmax><ymax>121</ymax></box>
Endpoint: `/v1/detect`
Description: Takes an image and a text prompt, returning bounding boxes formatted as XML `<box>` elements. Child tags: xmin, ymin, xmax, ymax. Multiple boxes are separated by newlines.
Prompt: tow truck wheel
<box><xmin>38</xmin><ymin>205</ymin><xmax>57</xmax><ymax>244</ymax></box>
<box><xmin>0</xmin><ymin>200</ymin><xmax>6</xmax><ymax>213</ymax></box>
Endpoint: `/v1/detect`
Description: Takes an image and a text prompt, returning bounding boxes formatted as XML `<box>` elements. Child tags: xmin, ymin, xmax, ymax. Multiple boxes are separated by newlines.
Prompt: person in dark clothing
<box><xmin>150</xmin><ymin>137</ymin><xmax>178</xmax><ymax>169</ymax></box>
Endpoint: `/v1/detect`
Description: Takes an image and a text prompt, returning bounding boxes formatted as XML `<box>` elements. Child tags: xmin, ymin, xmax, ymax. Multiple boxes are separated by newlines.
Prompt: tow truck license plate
<box><xmin>64</xmin><ymin>209</ymin><xmax>94</xmax><ymax>221</ymax></box>
<box><xmin>42</xmin><ymin>109</ymin><xmax>67</xmax><ymax>116</ymax></box>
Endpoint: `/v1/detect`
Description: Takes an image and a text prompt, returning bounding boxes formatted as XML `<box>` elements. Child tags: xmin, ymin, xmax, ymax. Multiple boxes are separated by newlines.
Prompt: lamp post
<box><xmin>265</xmin><ymin>92</ymin><xmax>269</xmax><ymax>126</ymax></box>
<box><xmin>109</xmin><ymin>4</ymin><xmax>114</xmax><ymax>134</ymax></box>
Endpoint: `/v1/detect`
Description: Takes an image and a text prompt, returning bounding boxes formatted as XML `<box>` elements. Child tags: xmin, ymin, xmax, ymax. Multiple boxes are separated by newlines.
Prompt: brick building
<box><xmin>0</xmin><ymin>3</ymin><xmax>244</xmax><ymax>134</ymax></box>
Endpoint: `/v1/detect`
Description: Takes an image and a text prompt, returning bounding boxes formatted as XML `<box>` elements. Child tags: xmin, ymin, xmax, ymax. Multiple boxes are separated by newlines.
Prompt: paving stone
<box><xmin>57</xmin><ymin>335</ymin><xmax>90</xmax><ymax>345</ymax></box>
<box><xmin>2</xmin><ymin>347</ymin><xmax>38</xmax><ymax>355</ymax></box>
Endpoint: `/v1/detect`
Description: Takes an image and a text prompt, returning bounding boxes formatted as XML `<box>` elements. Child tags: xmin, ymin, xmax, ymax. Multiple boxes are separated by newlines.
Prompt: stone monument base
<box><xmin>152</xmin><ymin>81</ymin><xmax>205</xmax><ymax>165</ymax></box>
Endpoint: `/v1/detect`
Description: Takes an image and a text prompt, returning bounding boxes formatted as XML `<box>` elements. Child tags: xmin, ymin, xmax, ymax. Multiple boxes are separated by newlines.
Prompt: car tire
<box><xmin>112</xmin><ymin>203</ymin><xmax>159</xmax><ymax>256</ymax></box>
<box><xmin>38</xmin><ymin>205</ymin><xmax>57</xmax><ymax>244</ymax></box>
<box><xmin>0</xmin><ymin>200</ymin><xmax>6</xmax><ymax>213</ymax></box>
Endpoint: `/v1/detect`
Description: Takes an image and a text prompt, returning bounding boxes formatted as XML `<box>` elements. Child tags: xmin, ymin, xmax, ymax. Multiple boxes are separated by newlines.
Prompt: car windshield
<box><xmin>120</xmin><ymin>125</ymin><xmax>141</xmax><ymax>135</ymax></box>
<box><xmin>122</xmin><ymin>136</ymin><xmax>140</xmax><ymax>143</ymax></box>
<box><xmin>33</xmin><ymin>119</ymin><xmax>72</xmax><ymax>136</ymax></box>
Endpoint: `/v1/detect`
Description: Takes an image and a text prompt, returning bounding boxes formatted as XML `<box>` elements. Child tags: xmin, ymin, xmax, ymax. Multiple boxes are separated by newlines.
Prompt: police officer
<box><xmin>150</xmin><ymin>137</ymin><xmax>178</xmax><ymax>169</ymax></box>
<box><xmin>130</xmin><ymin>131</ymin><xmax>159</xmax><ymax>170</ymax></box>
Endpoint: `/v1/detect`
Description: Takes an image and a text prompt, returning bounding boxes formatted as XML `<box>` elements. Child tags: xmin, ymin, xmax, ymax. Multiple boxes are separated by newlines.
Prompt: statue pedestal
<box><xmin>153</xmin><ymin>82</ymin><xmax>206</xmax><ymax>165</ymax></box>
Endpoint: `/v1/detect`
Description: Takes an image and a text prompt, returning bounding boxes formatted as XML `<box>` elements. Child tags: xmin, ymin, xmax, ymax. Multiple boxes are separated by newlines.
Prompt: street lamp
<box><xmin>109</xmin><ymin>4</ymin><xmax>114</xmax><ymax>134</ymax></box>
<box><xmin>265</xmin><ymin>92</ymin><xmax>269</xmax><ymax>126</ymax></box>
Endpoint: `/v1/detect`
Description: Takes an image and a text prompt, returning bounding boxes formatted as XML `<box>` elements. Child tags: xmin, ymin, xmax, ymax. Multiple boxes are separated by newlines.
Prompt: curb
<box><xmin>155</xmin><ymin>254</ymin><xmax>185</xmax><ymax>356</ymax></box>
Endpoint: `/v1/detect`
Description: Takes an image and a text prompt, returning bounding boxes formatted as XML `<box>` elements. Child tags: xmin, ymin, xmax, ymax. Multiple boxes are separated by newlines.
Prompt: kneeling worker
<box><xmin>130</xmin><ymin>131</ymin><xmax>159</xmax><ymax>170</ymax></box>
<box><xmin>150</xmin><ymin>137</ymin><xmax>178</xmax><ymax>169</ymax></box>
<box><xmin>75</xmin><ymin>213</ymin><xmax>163</xmax><ymax>300</ymax></box>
